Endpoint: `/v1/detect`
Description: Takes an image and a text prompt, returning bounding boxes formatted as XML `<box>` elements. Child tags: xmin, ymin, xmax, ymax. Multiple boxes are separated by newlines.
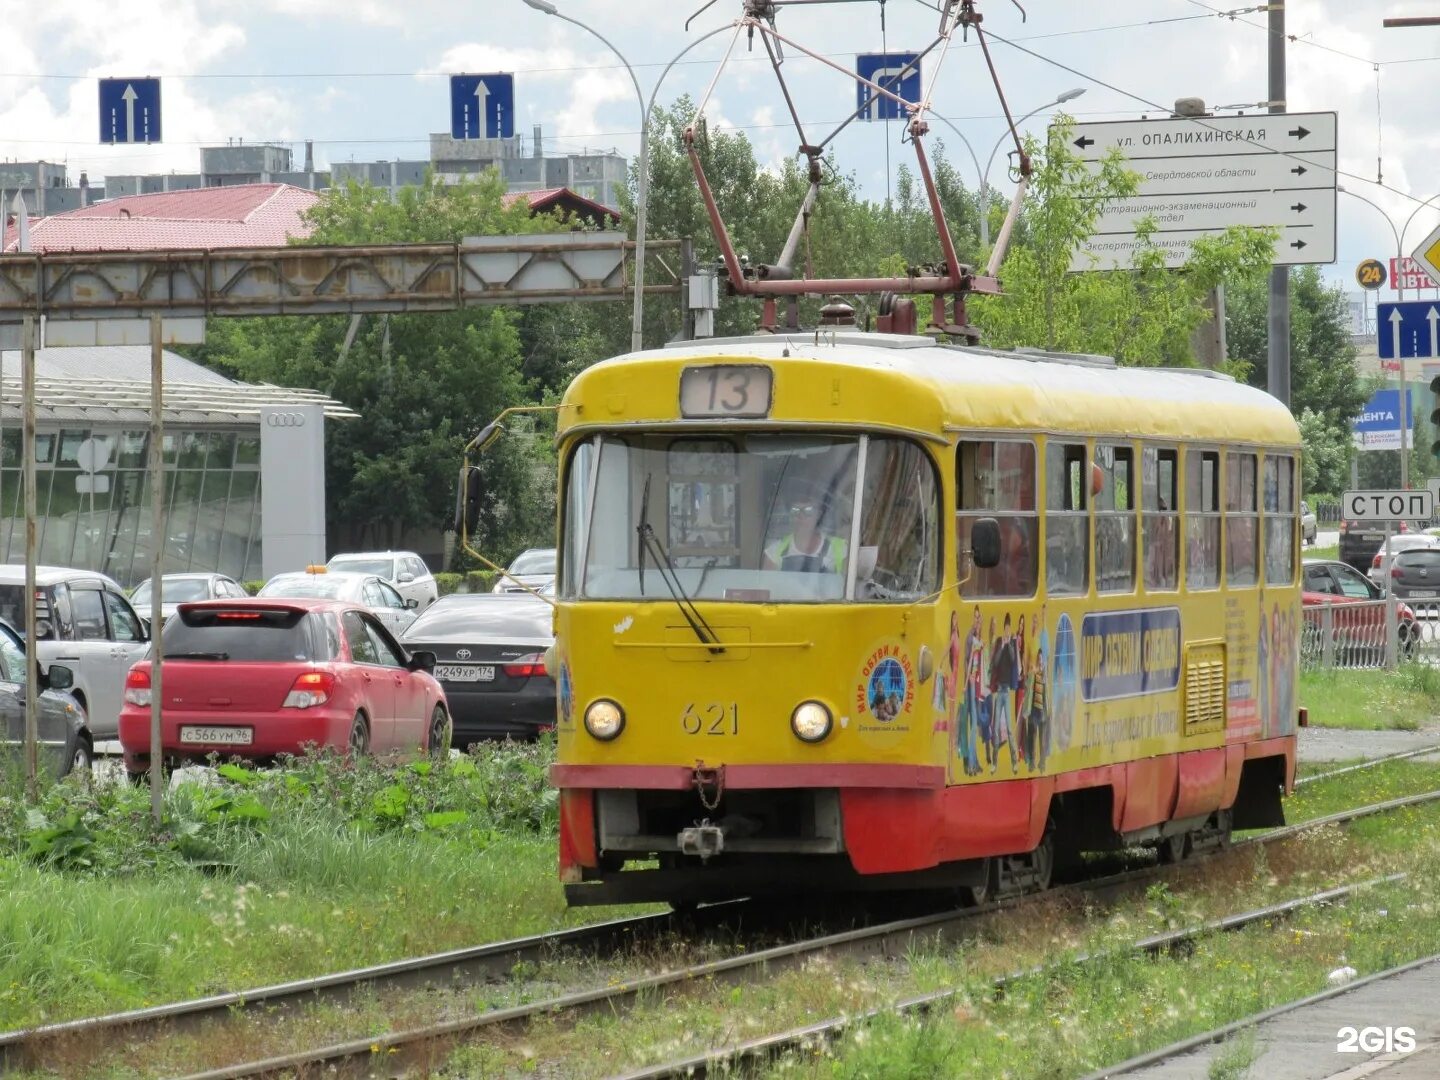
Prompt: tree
<box><xmin>971</xmin><ymin>117</ymin><xmax>1277</xmax><ymax>365</ymax></box>
<box><xmin>1226</xmin><ymin>264</ymin><xmax>1372</xmax><ymax>495</ymax></box>
<box><xmin>191</xmin><ymin>172</ymin><xmax>565</xmax><ymax>561</ymax></box>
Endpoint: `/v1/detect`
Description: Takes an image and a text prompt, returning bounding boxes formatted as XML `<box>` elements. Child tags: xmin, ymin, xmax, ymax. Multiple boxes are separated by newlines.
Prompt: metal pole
<box><xmin>20</xmin><ymin>316</ymin><xmax>36</xmax><ymax>801</ymax></box>
<box><xmin>1266</xmin><ymin>0</ymin><xmax>1292</xmax><ymax>408</ymax></box>
<box><xmin>148</xmin><ymin>314</ymin><xmax>165</xmax><ymax>821</ymax></box>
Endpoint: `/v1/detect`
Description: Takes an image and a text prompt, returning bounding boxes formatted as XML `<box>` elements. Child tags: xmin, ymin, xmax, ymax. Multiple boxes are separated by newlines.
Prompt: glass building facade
<box><xmin>0</xmin><ymin>426</ymin><xmax>263</xmax><ymax>587</ymax></box>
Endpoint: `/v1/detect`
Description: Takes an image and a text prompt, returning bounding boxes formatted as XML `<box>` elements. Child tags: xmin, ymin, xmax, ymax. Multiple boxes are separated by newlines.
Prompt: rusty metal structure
<box><xmin>0</xmin><ymin>234</ymin><xmax>683</xmax><ymax>347</ymax></box>
<box><xmin>684</xmin><ymin>0</ymin><xmax>1030</xmax><ymax>338</ymax></box>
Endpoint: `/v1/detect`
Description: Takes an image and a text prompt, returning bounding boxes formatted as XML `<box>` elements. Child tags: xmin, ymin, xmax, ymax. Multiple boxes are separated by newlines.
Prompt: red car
<box><xmin>1301</xmin><ymin>558</ymin><xmax>1419</xmax><ymax>663</ymax></box>
<box><xmin>118</xmin><ymin>598</ymin><xmax>448</xmax><ymax>777</ymax></box>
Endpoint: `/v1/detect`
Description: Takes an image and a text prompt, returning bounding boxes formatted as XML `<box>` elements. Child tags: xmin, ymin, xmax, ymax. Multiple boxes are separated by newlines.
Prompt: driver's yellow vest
<box><xmin>773</xmin><ymin>533</ymin><xmax>847</xmax><ymax>574</ymax></box>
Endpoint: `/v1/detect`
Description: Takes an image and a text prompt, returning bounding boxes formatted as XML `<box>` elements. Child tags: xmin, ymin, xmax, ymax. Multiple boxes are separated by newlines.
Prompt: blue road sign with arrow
<box><xmin>855</xmin><ymin>53</ymin><xmax>920</xmax><ymax>122</ymax></box>
<box><xmin>1378</xmin><ymin>301</ymin><xmax>1440</xmax><ymax>360</ymax></box>
<box><xmin>450</xmin><ymin>73</ymin><xmax>515</xmax><ymax>140</ymax></box>
<box><xmin>99</xmin><ymin>78</ymin><xmax>161</xmax><ymax>144</ymax></box>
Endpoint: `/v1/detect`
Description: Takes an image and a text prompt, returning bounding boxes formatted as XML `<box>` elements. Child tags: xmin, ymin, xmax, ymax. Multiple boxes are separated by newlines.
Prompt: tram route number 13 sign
<box><xmin>1342</xmin><ymin>488</ymin><xmax>1434</xmax><ymax>522</ymax></box>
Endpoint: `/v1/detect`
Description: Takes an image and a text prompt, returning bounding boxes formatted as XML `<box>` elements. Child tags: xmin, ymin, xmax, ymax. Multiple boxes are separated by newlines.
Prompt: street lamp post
<box><xmin>977</xmin><ymin>87</ymin><xmax>1085</xmax><ymax>248</ymax></box>
<box><xmin>522</xmin><ymin>0</ymin><xmax>649</xmax><ymax>353</ymax></box>
<box><xmin>1340</xmin><ymin>185</ymin><xmax>1410</xmax><ymax>490</ymax></box>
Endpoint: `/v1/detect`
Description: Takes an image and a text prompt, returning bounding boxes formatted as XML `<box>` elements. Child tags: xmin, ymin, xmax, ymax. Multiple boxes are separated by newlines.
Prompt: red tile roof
<box><xmin>3</xmin><ymin>183</ymin><xmax>320</xmax><ymax>253</ymax></box>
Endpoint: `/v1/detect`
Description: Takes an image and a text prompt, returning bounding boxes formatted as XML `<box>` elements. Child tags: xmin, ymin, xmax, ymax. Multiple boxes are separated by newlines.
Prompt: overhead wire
<box><xmin>981</xmin><ymin>24</ymin><xmax>1439</xmax><ymax>211</ymax></box>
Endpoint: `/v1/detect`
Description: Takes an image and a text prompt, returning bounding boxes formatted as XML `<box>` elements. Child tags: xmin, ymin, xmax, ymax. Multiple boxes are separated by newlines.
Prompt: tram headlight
<box><xmin>583</xmin><ymin>699</ymin><xmax>625</xmax><ymax>741</ymax></box>
<box><xmin>790</xmin><ymin>700</ymin><xmax>832</xmax><ymax>743</ymax></box>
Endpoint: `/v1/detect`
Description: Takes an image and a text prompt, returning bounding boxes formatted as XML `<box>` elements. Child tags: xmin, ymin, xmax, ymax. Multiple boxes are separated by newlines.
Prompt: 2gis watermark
<box><xmin>1336</xmin><ymin>1026</ymin><xmax>1417</xmax><ymax>1054</ymax></box>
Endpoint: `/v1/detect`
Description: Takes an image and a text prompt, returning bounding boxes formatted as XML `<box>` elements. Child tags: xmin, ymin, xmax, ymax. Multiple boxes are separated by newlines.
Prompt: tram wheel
<box><xmin>1030</xmin><ymin>831</ymin><xmax>1055</xmax><ymax>892</ymax></box>
<box><xmin>1159</xmin><ymin>832</ymin><xmax>1189</xmax><ymax>864</ymax></box>
<box><xmin>959</xmin><ymin>858</ymin><xmax>995</xmax><ymax>907</ymax></box>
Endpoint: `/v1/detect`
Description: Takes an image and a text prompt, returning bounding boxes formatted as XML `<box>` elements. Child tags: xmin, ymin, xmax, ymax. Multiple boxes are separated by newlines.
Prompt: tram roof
<box><xmin>564</xmin><ymin>332</ymin><xmax>1300</xmax><ymax>447</ymax></box>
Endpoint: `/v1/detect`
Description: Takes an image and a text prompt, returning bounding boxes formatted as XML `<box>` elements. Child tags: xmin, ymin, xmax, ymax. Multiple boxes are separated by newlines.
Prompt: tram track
<box><xmin>147</xmin><ymin>786</ymin><xmax>1440</xmax><ymax>1080</ymax></box>
<box><xmin>1295</xmin><ymin>742</ymin><xmax>1440</xmax><ymax>787</ymax></box>
<box><xmin>620</xmin><ymin>874</ymin><xmax>1409</xmax><ymax>1080</ymax></box>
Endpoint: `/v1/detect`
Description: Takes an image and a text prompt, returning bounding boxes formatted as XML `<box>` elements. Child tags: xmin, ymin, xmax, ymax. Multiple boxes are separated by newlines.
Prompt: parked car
<box><xmin>0</xmin><ymin>565</ymin><xmax>149</xmax><ymax>739</ymax></box>
<box><xmin>1300</xmin><ymin>500</ymin><xmax>1317</xmax><ymax>546</ymax></box>
<box><xmin>1339</xmin><ymin>516</ymin><xmax>1409</xmax><ymax>572</ymax></box>
<box><xmin>1387</xmin><ymin>547</ymin><xmax>1440</xmax><ymax>604</ymax></box>
<box><xmin>130</xmin><ymin>573</ymin><xmax>248</xmax><ymax>627</ymax></box>
<box><xmin>401</xmin><ymin>593</ymin><xmax>554</xmax><ymax>746</ymax></box>
<box><xmin>0</xmin><ymin>622</ymin><xmax>90</xmax><ymax>778</ymax></box>
<box><xmin>117</xmin><ymin>598</ymin><xmax>447</xmax><ymax>776</ymax></box>
<box><xmin>1302</xmin><ymin>558</ymin><xmax>1419</xmax><ymax>662</ymax></box>
<box><xmin>259</xmin><ymin>569</ymin><xmax>418</xmax><ymax>636</ymax></box>
<box><xmin>1366</xmin><ymin>534</ymin><xmax>1440</xmax><ymax>589</ymax></box>
<box><xmin>492</xmin><ymin>548</ymin><xmax>557</xmax><ymax>594</ymax></box>
<box><xmin>327</xmin><ymin>551</ymin><xmax>438</xmax><ymax>611</ymax></box>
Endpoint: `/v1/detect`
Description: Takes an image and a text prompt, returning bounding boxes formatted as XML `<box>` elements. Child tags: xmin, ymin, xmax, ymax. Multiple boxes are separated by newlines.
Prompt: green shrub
<box><xmin>244</xmin><ymin>581</ymin><xmax>264</xmax><ymax>596</ymax></box>
<box><xmin>434</xmin><ymin>572</ymin><xmax>463</xmax><ymax>597</ymax></box>
<box><xmin>465</xmin><ymin>570</ymin><xmax>497</xmax><ymax>593</ymax></box>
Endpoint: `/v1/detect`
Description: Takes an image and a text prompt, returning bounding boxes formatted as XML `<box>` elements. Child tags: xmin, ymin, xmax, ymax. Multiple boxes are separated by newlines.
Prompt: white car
<box><xmin>130</xmin><ymin>572</ymin><xmax>248</xmax><ymax>626</ymax></box>
<box><xmin>327</xmin><ymin>551</ymin><xmax>438</xmax><ymax>611</ymax></box>
<box><xmin>1367</xmin><ymin>533</ymin><xmax>1440</xmax><ymax>590</ymax></box>
<box><xmin>493</xmin><ymin>548</ymin><xmax>557</xmax><ymax>594</ymax></box>
<box><xmin>0</xmin><ymin>565</ymin><xmax>149</xmax><ymax>740</ymax></box>
<box><xmin>258</xmin><ymin>570</ymin><xmax>419</xmax><ymax>636</ymax></box>
<box><xmin>1300</xmin><ymin>500</ymin><xmax>1317</xmax><ymax>546</ymax></box>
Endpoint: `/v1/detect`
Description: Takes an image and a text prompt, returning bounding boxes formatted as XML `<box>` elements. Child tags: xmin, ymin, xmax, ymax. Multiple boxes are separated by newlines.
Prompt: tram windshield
<box><xmin>562</xmin><ymin>433</ymin><xmax>940</xmax><ymax>603</ymax></box>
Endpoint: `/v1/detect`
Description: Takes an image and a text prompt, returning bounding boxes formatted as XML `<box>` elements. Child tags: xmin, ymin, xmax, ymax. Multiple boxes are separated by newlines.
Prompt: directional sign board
<box><xmin>450</xmin><ymin>73</ymin><xmax>514</xmax><ymax>140</ymax></box>
<box><xmin>98</xmin><ymin>78</ymin><xmax>161</xmax><ymax>144</ymax></box>
<box><xmin>1351</xmin><ymin>388</ymin><xmax>1413</xmax><ymax>451</ymax></box>
<box><xmin>1412</xmin><ymin>220</ymin><xmax>1440</xmax><ymax>294</ymax></box>
<box><xmin>1343</xmin><ymin>489</ymin><xmax>1434</xmax><ymax>523</ymax></box>
<box><xmin>1062</xmin><ymin>111</ymin><xmax>1337</xmax><ymax>270</ymax></box>
<box><xmin>856</xmin><ymin>53</ymin><xmax>921</xmax><ymax>121</ymax></box>
<box><xmin>1377</xmin><ymin>301</ymin><xmax>1440</xmax><ymax>360</ymax></box>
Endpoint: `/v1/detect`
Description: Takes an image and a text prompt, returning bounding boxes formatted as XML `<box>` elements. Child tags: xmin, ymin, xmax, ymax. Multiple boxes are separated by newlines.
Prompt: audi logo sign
<box><xmin>265</xmin><ymin>412</ymin><xmax>308</xmax><ymax>428</ymax></box>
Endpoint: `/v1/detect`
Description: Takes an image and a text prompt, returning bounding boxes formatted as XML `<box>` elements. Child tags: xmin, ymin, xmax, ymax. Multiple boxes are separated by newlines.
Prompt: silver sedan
<box><xmin>257</xmin><ymin>571</ymin><xmax>418</xmax><ymax>636</ymax></box>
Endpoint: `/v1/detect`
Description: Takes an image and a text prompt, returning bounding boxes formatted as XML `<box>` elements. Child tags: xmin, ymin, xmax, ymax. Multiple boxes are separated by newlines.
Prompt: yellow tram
<box><xmin>544</xmin><ymin>331</ymin><xmax>1301</xmax><ymax>906</ymax></box>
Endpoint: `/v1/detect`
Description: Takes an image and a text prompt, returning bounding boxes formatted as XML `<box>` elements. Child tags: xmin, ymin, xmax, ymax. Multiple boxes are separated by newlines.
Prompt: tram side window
<box><xmin>1142</xmin><ymin>447</ymin><xmax>1179</xmax><ymax>592</ymax></box>
<box><xmin>1045</xmin><ymin>442</ymin><xmax>1089</xmax><ymax>595</ymax></box>
<box><xmin>1095</xmin><ymin>444</ymin><xmax>1136</xmax><ymax>593</ymax></box>
<box><xmin>1263</xmin><ymin>454</ymin><xmax>1297</xmax><ymax>586</ymax></box>
<box><xmin>1186</xmin><ymin>450</ymin><xmax>1221</xmax><ymax>590</ymax></box>
<box><xmin>855</xmin><ymin>438</ymin><xmax>940</xmax><ymax>601</ymax></box>
<box><xmin>957</xmin><ymin>439</ymin><xmax>1037</xmax><ymax>598</ymax></box>
<box><xmin>1227</xmin><ymin>451</ymin><xmax>1259</xmax><ymax>587</ymax></box>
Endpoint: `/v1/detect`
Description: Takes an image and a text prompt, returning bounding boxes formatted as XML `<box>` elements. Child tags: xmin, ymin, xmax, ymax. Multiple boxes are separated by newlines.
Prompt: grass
<box><xmin>0</xmin><ymin>741</ymin><xmax>656</xmax><ymax>1032</ymax></box>
<box><xmin>1308</xmin><ymin>541</ymin><xmax>1338</xmax><ymax>561</ymax></box>
<box><xmin>1299</xmin><ymin>663</ymin><xmax>1440</xmax><ymax>730</ymax></box>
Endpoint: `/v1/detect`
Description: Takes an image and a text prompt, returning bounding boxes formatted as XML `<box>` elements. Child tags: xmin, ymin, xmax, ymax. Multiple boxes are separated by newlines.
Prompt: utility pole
<box><xmin>1267</xmin><ymin>0</ymin><xmax>1291</xmax><ymax>408</ymax></box>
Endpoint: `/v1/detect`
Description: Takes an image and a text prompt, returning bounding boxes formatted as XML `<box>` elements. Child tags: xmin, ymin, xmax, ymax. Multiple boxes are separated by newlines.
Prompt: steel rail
<box><xmin>1081</xmin><ymin>950</ymin><xmax>1440</xmax><ymax>1079</ymax></box>
<box><xmin>0</xmin><ymin>909</ymin><xmax>690</xmax><ymax>1070</ymax></box>
<box><xmin>166</xmin><ymin>787</ymin><xmax>1440</xmax><ymax>1080</ymax></box>
<box><xmin>1295</xmin><ymin>743</ymin><xmax>1440</xmax><ymax>786</ymax></box>
<box><xmin>618</xmin><ymin>873</ymin><xmax>1410</xmax><ymax>1080</ymax></box>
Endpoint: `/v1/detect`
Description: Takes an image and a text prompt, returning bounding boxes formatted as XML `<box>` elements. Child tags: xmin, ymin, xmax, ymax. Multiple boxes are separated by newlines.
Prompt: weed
<box><xmin>1208</xmin><ymin>1029</ymin><xmax>1258</xmax><ymax>1080</ymax></box>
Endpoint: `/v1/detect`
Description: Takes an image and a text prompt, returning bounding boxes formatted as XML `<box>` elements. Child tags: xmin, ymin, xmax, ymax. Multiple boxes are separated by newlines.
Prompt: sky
<box><xmin>1</xmin><ymin>0</ymin><xmax>1439</xmax><ymax>300</ymax></box>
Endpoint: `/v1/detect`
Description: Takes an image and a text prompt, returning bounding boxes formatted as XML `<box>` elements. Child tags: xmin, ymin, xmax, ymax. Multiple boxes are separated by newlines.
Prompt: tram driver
<box><xmin>763</xmin><ymin>482</ymin><xmax>849</xmax><ymax>574</ymax></box>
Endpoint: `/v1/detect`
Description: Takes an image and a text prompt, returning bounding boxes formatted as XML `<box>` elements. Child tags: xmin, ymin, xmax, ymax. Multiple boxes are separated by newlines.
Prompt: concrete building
<box><xmin>2</xmin><ymin>125</ymin><xmax>626</xmax><ymax>220</ymax></box>
<box><xmin>0</xmin><ymin>347</ymin><xmax>352</xmax><ymax>587</ymax></box>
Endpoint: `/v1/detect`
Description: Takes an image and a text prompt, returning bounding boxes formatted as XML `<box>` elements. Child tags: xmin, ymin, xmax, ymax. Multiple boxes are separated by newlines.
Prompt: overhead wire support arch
<box><xmin>681</xmin><ymin>0</ymin><xmax>1031</xmax><ymax>337</ymax></box>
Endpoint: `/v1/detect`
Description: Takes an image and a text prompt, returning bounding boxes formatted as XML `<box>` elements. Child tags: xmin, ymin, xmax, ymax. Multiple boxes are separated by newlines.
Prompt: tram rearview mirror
<box><xmin>453</xmin><ymin>465</ymin><xmax>484</xmax><ymax>536</ymax></box>
<box><xmin>475</xmin><ymin>422</ymin><xmax>504</xmax><ymax>451</ymax></box>
<box><xmin>970</xmin><ymin>518</ymin><xmax>1001</xmax><ymax>570</ymax></box>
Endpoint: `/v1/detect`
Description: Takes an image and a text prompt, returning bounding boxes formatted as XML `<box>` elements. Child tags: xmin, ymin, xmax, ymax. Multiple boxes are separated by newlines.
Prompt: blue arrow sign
<box><xmin>450</xmin><ymin>73</ymin><xmax>515</xmax><ymax>140</ymax></box>
<box><xmin>856</xmin><ymin>53</ymin><xmax>920</xmax><ymax>122</ymax></box>
<box><xmin>99</xmin><ymin>78</ymin><xmax>161</xmax><ymax>144</ymax></box>
<box><xmin>1378</xmin><ymin>300</ymin><xmax>1440</xmax><ymax>359</ymax></box>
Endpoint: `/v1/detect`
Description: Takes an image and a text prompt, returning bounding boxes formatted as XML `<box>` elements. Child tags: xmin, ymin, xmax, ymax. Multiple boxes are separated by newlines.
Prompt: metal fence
<box><xmin>1301</xmin><ymin>598</ymin><xmax>1440</xmax><ymax>669</ymax></box>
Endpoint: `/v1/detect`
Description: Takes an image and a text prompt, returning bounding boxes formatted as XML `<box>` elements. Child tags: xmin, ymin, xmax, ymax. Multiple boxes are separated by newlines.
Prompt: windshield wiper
<box><xmin>637</xmin><ymin>522</ymin><xmax>725</xmax><ymax>655</ymax></box>
<box><xmin>636</xmin><ymin>474</ymin><xmax>651</xmax><ymax>597</ymax></box>
<box><xmin>165</xmin><ymin>652</ymin><xmax>230</xmax><ymax>660</ymax></box>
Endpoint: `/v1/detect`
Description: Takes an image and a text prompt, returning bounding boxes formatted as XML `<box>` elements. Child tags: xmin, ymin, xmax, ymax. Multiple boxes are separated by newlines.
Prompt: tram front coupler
<box><xmin>678</xmin><ymin>819</ymin><xmax>727</xmax><ymax>862</ymax></box>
